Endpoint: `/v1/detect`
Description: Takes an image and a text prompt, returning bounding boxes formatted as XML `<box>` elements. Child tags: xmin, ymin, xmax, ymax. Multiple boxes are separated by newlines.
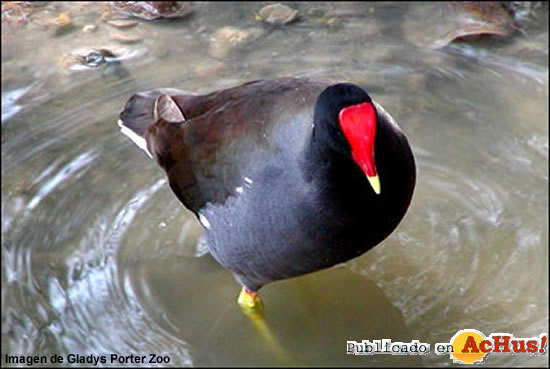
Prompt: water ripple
<box><xmin>27</xmin><ymin>151</ymin><xmax>98</xmax><ymax>211</ymax></box>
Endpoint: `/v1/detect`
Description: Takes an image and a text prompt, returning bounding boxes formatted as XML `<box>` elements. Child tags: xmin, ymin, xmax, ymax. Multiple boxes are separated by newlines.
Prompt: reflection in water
<box><xmin>2</xmin><ymin>2</ymin><xmax>548</xmax><ymax>367</ymax></box>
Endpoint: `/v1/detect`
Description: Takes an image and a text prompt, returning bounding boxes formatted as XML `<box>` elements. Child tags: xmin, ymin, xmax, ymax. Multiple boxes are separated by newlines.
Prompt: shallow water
<box><xmin>2</xmin><ymin>2</ymin><xmax>548</xmax><ymax>367</ymax></box>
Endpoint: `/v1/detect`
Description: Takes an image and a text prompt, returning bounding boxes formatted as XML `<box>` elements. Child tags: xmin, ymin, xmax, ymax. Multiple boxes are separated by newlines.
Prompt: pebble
<box><xmin>107</xmin><ymin>1</ymin><xmax>193</xmax><ymax>21</ymax></box>
<box><xmin>82</xmin><ymin>24</ymin><xmax>97</xmax><ymax>33</ymax></box>
<box><xmin>111</xmin><ymin>31</ymin><xmax>142</xmax><ymax>44</ymax></box>
<box><xmin>107</xmin><ymin>19</ymin><xmax>138</xmax><ymax>29</ymax></box>
<box><xmin>50</xmin><ymin>12</ymin><xmax>73</xmax><ymax>35</ymax></box>
<box><xmin>209</xmin><ymin>26</ymin><xmax>253</xmax><ymax>59</ymax></box>
<box><xmin>256</xmin><ymin>3</ymin><xmax>299</xmax><ymax>25</ymax></box>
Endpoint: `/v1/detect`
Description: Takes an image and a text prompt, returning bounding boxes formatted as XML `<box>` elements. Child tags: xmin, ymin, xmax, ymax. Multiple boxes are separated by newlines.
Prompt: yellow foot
<box><xmin>237</xmin><ymin>287</ymin><xmax>292</xmax><ymax>364</ymax></box>
<box><xmin>237</xmin><ymin>287</ymin><xmax>264</xmax><ymax>312</ymax></box>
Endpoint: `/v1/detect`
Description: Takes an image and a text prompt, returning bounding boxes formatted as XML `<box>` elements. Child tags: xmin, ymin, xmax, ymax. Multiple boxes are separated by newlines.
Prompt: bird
<box><xmin>118</xmin><ymin>77</ymin><xmax>416</xmax><ymax>311</ymax></box>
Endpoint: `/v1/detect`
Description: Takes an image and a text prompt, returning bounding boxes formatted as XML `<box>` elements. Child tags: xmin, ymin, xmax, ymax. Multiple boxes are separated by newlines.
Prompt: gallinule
<box><xmin>118</xmin><ymin>77</ymin><xmax>416</xmax><ymax>311</ymax></box>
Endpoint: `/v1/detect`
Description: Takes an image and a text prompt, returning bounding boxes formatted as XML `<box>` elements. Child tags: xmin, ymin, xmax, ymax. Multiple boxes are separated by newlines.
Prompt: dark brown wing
<box><xmin>144</xmin><ymin>78</ymin><xmax>331</xmax><ymax>214</ymax></box>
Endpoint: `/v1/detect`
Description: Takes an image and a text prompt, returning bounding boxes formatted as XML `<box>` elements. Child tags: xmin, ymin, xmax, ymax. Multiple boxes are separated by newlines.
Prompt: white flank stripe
<box><xmin>118</xmin><ymin>119</ymin><xmax>153</xmax><ymax>158</ymax></box>
<box><xmin>199</xmin><ymin>214</ymin><xmax>211</xmax><ymax>229</ymax></box>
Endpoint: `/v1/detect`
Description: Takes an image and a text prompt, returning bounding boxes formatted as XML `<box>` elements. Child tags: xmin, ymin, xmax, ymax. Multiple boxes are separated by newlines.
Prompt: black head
<box><xmin>310</xmin><ymin>83</ymin><xmax>384</xmax><ymax>195</ymax></box>
<box><xmin>313</xmin><ymin>83</ymin><xmax>373</xmax><ymax>156</ymax></box>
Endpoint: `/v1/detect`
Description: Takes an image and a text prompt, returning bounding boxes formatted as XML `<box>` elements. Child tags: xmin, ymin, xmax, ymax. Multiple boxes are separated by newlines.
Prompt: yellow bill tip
<box><xmin>367</xmin><ymin>174</ymin><xmax>381</xmax><ymax>195</ymax></box>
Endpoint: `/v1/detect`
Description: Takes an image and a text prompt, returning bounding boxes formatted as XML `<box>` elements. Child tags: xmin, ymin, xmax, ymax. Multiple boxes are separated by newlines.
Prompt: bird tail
<box><xmin>118</xmin><ymin>88</ymin><xmax>187</xmax><ymax>158</ymax></box>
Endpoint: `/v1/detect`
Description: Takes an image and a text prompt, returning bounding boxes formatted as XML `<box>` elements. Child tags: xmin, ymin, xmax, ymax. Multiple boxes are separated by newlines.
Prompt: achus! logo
<box><xmin>447</xmin><ymin>329</ymin><xmax>547</xmax><ymax>364</ymax></box>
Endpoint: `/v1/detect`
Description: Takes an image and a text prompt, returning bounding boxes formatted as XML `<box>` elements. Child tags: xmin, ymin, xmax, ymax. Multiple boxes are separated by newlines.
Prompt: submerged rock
<box><xmin>403</xmin><ymin>2</ymin><xmax>516</xmax><ymax>49</ymax></box>
<box><xmin>255</xmin><ymin>3</ymin><xmax>299</xmax><ymax>26</ymax></box>
<box><xmin>1</xmin><ymin>1</ymin><xmax>33</xmax><ymax>27</ymax></box>
<box><xmin>82</xmin><ymin>24</ymin><xmax>98</xmax><ymax>33</ymax></box>
<box><xmin>49</xmin><ymin>12</ymin><xmax>74</xmax><ymax>35</ymax></box>
<box><xmin>59</xmin><ymin>48</ymin><xmax>116</xmax><ymax>70</ymax></box>
<box><xmin>107</xmin><ymin>19</ymin><xmax>138</xmax><ymax>28</ymax></box>
<box><xmin>56</xmin><ymin>45</ymin><xmax>146</xmax><ymax>80</ymax></box>
<box><xmin>110</xmin><ymin>31</ymin><xmax>142</xmax><ymax>44</ymax></box>
<box><xmin>106</xmin><ymin>1</ymin><xmax>193</xmax><ymax>21</ymax></box>
<box><xmin>209</xmin><ymin>26</ymin><xmax>262</xmax><ymax>59</ymax></box>
<box><xmin>58</xmin><ymin>46</ymin><xmax>143</xmax><ymax>72</ymax></box>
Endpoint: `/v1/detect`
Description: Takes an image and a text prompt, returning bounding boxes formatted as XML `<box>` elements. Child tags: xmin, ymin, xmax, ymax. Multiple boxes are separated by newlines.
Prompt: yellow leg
<box><xmin>237</xmin><ymin>287</ymin><xmax>264</xmax><ymax>312</ymax></box>
<box><xmin>237</xmin><ymin>287</ymin><xmax>293</xmax><ymax>364</ymax></box>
